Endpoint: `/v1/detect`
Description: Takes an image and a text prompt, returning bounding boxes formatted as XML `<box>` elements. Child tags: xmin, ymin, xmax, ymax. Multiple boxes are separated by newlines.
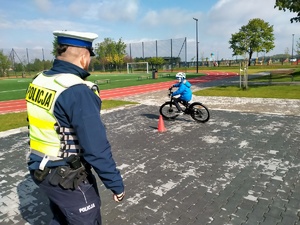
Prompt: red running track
<box><xmin>0</xmin><ymin>73</ymin><xmax>237</xmax><ymax>114</ymax></box>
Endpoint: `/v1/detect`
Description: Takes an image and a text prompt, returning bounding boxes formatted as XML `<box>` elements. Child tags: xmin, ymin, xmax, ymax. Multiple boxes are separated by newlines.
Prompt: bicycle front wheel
<box><xmin>190</xmin><ymin>102</ymin><xmax>210</xmax><ymax>123</ymax></box>
<box><xmin>159</xmin><ymin>102</ymin><xmax>178</xmax><ymax>120</ymax></box>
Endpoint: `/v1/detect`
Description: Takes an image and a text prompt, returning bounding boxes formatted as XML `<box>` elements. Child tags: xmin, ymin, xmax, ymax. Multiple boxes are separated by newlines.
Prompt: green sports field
<box><xmin>1</xmin><ymin>65</ymin><xmax>300</xmax><ymax>102</ymax></box>
<box><xmin>0</xmin><ymin>72</ymin><xmax>202</xmax><ymax>101</ymax></box>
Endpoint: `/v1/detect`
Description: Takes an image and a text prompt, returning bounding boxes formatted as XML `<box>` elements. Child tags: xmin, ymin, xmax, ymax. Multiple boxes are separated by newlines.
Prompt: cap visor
<box><xmin>88</xmin><ymin>49</ymin><xmax>95</xmax><ymax>56</ymax></box>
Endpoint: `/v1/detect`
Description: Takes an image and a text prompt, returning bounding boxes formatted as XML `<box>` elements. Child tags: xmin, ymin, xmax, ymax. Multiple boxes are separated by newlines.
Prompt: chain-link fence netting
<box><xmin>3</xmin><ymin>48</ymin><xmax>54</xmax><ymax>64</ymax></box>
<box><xmin>2</xmin><ymin>36</ymin><xmax>298</xmax><ymax>74</ymax></box>
<box><xmin>126</xmin><ymin>37</ymin><xmax>187</xmax><ymax>60</ymax></box>
<box><xmin>3</xmin><ymin>38</ymin><xmax>187</xmax><ymax>64</ymax></box>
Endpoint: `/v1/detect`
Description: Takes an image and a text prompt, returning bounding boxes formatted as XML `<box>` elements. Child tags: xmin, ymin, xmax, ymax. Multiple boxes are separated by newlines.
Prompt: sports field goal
<box><xmin>127</xmin><ymin>62</ymin><xmax>149</xmax><ymax>74</ymax></box>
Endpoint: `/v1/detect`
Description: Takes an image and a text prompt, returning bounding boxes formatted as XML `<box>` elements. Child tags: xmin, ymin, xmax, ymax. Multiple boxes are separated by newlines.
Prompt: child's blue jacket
<box><xmin>172</xmin><ymin>80</ymin><xmax>192</xmax><ymax>101</ymax></box>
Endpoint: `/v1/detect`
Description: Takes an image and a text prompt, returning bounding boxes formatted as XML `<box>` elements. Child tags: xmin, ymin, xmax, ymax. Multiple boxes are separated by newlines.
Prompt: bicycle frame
<box><xmin>160</xmin><ymin>87</ymin><xmax>210</xmax><ymax>123</ymax></box>
<box><xmin>168</xmin><ymin>87</ymin><xmax>190</xmax><ymax>114</ymax></box>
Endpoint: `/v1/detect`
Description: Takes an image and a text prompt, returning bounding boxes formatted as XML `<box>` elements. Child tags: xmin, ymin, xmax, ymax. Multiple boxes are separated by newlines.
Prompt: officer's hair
<box><xmin>56</xmin><ymin>45</ymin><xmax>69</xmax><ymax>56</ymax></box>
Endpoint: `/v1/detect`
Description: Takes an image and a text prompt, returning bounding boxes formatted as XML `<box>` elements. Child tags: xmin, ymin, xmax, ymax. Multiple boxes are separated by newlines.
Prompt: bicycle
<box><xmin>159</xmin><ymin>87</ymin><xmax>210</xmax><ymax>123</ymax></box>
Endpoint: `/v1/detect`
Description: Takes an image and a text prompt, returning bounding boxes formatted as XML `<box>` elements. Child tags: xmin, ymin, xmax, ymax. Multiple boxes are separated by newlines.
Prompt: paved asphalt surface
<box><xmin>1</xmin><ymin>76</ymin><xmax>300</xmax><ymax>225</ymax></box>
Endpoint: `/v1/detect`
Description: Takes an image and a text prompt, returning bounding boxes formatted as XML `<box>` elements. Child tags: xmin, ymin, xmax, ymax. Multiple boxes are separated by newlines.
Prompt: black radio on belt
<box><xmin>66</xmin><ymin>155</ymin><xmax>82</xmax><ymax>169</ymax></box>
<box><xmin>34</xmin><ymin>167</ymin><xmax>50</xmax><ymax>181</ymax></box>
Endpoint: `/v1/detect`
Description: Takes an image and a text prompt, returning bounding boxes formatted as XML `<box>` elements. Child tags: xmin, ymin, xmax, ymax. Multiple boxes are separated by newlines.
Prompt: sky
<box><xmin>0</xmin><ymin>0</ymin><xmax>299</xmax><ymax>61</ymax></box>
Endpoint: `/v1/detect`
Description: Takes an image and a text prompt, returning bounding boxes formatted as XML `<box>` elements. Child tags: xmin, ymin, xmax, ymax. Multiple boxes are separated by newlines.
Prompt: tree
<box><xmin>95</xmin><ymin>38</ymin><xmax>127</xmax><ymax>72</ymax></box>
<box><xmin>52</xmin><ymin>37</ymin><xmax>58</xmax><ymax>57</ymax></box>
<box><xmin>14</xmin><ymin>62</ymin><xmax>24</xmax><ymax>72</ymax></box>
<box><xmin>43</xmin><ymin>60</ymin><xmax>53</xmax><ymax>70</ymax></box>
<box><xmin>274</xmin><ymin>0</ymin><xmax>300</xmax><ymax>23</ymax></box>
<box><xmin>0</xmin><ymin>50</ymin><xmax>11</xmax><ymax>77</ymax></box>
<box><xmin>296</xmin><ymin>38</ymin><xmax>300</xmax><ymax>56</ymax></box>
<box><xmin>147</xmin><ymin>57</ymin><xmax>165</xmax><ymax>69</ymax></box>
<box><xmin>30</xmin><ymin>58</ymin><xmax>44</xmax><ymax>71</ymax></box>
<box><xmin>89</xmin><ymin>57</ymin><xmax>100</xmax><ymax>71</ymax></box>
<box><xmin>229</xmin><ymin>18</ymin><xmax>275</xmax><ymax>66</ymax></box>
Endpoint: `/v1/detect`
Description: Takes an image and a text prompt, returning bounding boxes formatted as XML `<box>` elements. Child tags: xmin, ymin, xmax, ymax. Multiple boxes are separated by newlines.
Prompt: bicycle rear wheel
<box><xmin>159</xmin><ymin>102</ymin><xmax>178</xmax><ymax>119</ymax></box>
<box><xmin>190</xmin><ymin>102</ymin><xmax>210</xmax><ymax>123</ymax></box>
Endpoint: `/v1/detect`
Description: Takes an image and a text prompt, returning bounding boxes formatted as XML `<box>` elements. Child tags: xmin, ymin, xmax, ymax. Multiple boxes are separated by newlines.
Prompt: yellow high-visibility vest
<box><xmin>26</xmin><ymin>72</ymin><xmax>98</xmax><ymax>160</ymax></box>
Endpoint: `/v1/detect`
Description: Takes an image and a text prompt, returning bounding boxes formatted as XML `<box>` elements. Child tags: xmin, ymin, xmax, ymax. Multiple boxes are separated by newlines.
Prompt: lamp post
<box><xmin>292</xmin><ymin>34</ymin><xmax>295</xmax><ymax>61</ymax></box>
<box><xmin>193</xmin><ymin>17</ymin><xmax>199</xmax><ymax>73</ymax></box>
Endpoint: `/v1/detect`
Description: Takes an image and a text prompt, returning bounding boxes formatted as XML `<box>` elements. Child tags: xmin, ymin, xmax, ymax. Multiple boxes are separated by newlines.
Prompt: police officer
<box><xmin>26</xmin><ymin>30</ymin><xmax>125</xmax><ymax>225</ymax></box>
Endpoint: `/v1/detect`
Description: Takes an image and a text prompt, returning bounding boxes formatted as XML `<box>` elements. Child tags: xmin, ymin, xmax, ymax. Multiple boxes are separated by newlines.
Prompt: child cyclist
<box><xmin>170</xmin><ymin>72</ymin><xmax>192</xmax><ymax>115</ymax></box>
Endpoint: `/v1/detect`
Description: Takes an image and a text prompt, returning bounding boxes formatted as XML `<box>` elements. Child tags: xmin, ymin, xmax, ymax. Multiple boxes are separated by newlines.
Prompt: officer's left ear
<box><xmin>80</xmin><ymin>49</ymin><xmax>91</xmax><ymax>71</ymax></box>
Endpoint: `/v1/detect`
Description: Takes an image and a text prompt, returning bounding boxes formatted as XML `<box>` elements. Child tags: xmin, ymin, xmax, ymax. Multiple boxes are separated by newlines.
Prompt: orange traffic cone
<box><xmin>158</xmin><ymin>115</ymin><xmax>167</xmax><ymax>132</ymax></box>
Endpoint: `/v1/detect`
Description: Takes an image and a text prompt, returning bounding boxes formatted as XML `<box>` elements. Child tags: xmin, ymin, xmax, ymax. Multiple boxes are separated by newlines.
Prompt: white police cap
<box><xmin>53</xmin><ymin>30</ymin><xmax>98</xmax><ymax>56</ymax></box>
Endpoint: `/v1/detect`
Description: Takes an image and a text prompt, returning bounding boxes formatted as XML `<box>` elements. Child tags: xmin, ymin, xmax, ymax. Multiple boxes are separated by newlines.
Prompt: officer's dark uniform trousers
<box><xmin>31</xmin><ymin>170</ymin><xmax>101</xmax><ymax>225</ymax></box>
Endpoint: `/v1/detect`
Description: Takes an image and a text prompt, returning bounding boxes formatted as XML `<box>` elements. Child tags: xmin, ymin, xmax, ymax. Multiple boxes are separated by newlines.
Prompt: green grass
<box><xmin>0</xmin><ymin>78</ymin><xmax>32</xmax><ymax>101</ymax></box>
<box><xmin>0</xmin><ymin>112</ymin><xmax>28</xmax><ymax>132</ymax></box>
<box><xmin>0</xmin><ymin>99</ymin><xmax>137</xmax><ymax>132</ymax></box>
<box><xmin>193</xmin><ymin>66</ymin><xmax>300</xmax><ymax>98</ymax></box>
<box><xmin>1</xmin><ymin>66</ymin><xmax>299</xmax><ymax>101</ymax></box>
<box><xmin>250</xmin><ymin>70</ymin><xmax>300</xmax><ymax>82</ymax></box>
<box><xmin>0</xmin><ymin>72</ymin><xmax>206</xmax><ymax>101</ymax></box>
<box><xmin>193</xmin><ymin>67</ymin><xmax>300</xmax><ymax>99</ymax></box>
<box><xmin>194</xmin><ymin>85</ymin><xmax>300</xmax><ymax>99</ymax></box>
<box><xmin>101</xmin><ymin>99</ymin><xmax>137</xmax><ymax>109</ymax></box>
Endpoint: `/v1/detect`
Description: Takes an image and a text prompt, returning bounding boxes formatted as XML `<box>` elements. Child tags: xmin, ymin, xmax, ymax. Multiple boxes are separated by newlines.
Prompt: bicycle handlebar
<box><xmin>168</xmin><ymin>86</ymin><xmax>173</xmax><ymax>98</ymax></box>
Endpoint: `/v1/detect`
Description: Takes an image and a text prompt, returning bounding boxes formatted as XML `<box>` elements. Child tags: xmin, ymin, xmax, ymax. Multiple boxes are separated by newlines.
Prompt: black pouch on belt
<box><xmin>48</xmin><ymin>166</ymin><xmax>70</xmax><ymax>186</ymax></box>
<box><xmin>33</xmin><ymin>167</ymin><xmax>50</xmax><ymax>182</ymax></box>
<box><xmin>59</xmin><ymin>166</ymin><xmax>87</xmax><ymax>190</ymax></box>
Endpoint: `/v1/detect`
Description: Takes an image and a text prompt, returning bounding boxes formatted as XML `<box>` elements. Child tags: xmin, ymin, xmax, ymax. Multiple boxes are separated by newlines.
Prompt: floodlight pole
<box><xmin>193</xmin><ymin>17</ymin><xmax>199</xmax><ymax>73</ymax></box>
<box><xmin>292</xmin><ymin>34</ymin><xmax>295</xmax><ymax>60</ymax></box>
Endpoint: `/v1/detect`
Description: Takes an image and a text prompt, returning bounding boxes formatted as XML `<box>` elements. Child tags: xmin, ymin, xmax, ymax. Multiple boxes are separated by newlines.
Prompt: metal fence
<box><xmin>3</xmin><ymin>48</ymin><xmax>54</xmax><ymax>65</ymax></box>
<box><xmin>125</xmin><ymin>37</ymin><xmax>187</xmax><ymax>71</ymax></box>
<box><xmin>3</xmin><ymin>37</ymin><xmax>187</xmax><ymax>63</ymax></box>
<box><xmin>126</xmin><ymin>37</ymin><xmax>187</xmax><ymax>59</ymax></box>
<box><xmin>3</xmin><ymin>38</ymin><xmax>297</xmax><ymax>73</ymax></box>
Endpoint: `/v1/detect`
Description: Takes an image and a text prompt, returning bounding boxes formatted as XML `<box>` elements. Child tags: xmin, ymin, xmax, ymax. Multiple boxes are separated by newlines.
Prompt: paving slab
<box><xmin>1</xmin><ymin>99</ymin><xmax>300</xmax><ymax>224</ymax></box>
